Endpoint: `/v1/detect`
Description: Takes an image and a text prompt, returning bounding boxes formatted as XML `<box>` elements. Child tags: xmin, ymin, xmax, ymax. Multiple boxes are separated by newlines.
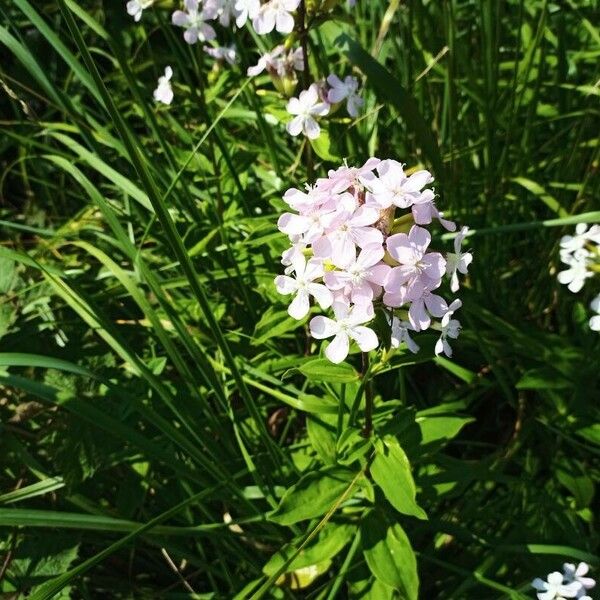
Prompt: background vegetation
<box><xmin>0</xmin><ymin>0</ymin><xmax>599</xmax><ymax>598</ymax></box>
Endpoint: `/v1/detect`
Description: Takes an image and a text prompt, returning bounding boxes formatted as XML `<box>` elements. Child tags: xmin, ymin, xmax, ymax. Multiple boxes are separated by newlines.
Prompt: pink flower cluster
<box><xmin>274</xmin><ymin>158</ymin><xmax>472</xmax><ymax>363</ymax></box>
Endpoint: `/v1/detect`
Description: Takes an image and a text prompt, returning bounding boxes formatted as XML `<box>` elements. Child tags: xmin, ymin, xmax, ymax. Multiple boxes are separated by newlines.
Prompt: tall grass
<box><xmin>0</xmin><ymin>0</ymin><xmax>598</xmax><ymax>598</ymax></box>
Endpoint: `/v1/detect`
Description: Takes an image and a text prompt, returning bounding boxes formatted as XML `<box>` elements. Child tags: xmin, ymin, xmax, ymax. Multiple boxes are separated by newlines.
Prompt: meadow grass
<box><xmin>0</xmin><ymin>0</ymin><xmax>598</xmax><ymax>597</ymax></box>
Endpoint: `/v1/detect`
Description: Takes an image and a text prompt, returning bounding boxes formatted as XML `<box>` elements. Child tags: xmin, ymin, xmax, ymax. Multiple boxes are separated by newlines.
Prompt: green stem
<box><xmin>361</xmin><ymin>352</ymin><xmax>374</xmax><ymax>438</ymax></box>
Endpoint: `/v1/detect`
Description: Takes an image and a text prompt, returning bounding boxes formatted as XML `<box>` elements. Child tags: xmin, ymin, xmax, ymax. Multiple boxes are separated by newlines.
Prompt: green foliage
<box><xmin>0</xmin><ymin>0</ymin><xmax>598</xmax><ymax>598</ymax></box>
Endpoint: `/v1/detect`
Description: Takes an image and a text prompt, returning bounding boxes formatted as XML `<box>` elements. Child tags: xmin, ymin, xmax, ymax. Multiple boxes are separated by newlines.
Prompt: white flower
<box><xmin>532</xmin><ymin>571</ymin><xmax>582</xmax><ymax>600</ymax></box>
<box><xmin>234</xmin><ymin>0</ymin><xmax>260</xmax><ymax>27</ymax></box>
<box><xmin>172</xmin><ymin>0</ymin><xmax>216</xmax><ymax>45</ymax></box>
<box><xmin>253</xmin><ymin>0</ymin><xmax>300</xmax><ymax>35</ymax></box>
<box><xmin>558</xmin><ymin>249</ymin><xmax>593</xmax><ymax>293</ymax></box>
<box><xmin>126</xmin><ymin>0</ymin><xmax>153</xmax><ymax>21</ymax></box>
<box><xmin>204</xmin><ymin>0</ymin><xmax>238</xmax><ymax>26</ymax></box>
<box><xmin>247</xmin><ymin>46</ymin><xmax>303</xmax><ymax>77</ymax></box>
<box><xmin>361</xmin><ymin>159</ymin><xmax>433</xmax><ymax>210</ymax></box>
<box><xmin>445</xmin><ymin>226</ymin><xmax>473</xmax><ymax>292</ymax></box>
<box><xmin>563</xmin><ymin>562</ymin><xmax>596</xmax><ymax>595</ymax></box>
<box><xmin>326</xmin><ymin>74</ymin><xmax>363</xmax><ymax>117</ymax></box>
<box><xmin>435</xmin><ymin>299</ymin><xmax>461</xmax><ymax>357</ymax></box>
<box><xmin>560</xmin><ymin>223</ymin><xmax>600</xmax><ymax>254</ymax></box>
<box><xmin>204</xmin><ymin>45</ymin><xmax>238</xmax><ymax>65</ymax></box>
<box><xmin>389</xmin><ymin>316</ymin><xmax>420</xmax><ymax>353</ymax></box>
<box><xmin>153</xmin><ymin>66</ymin><xmax>174</xmax><ymax>105</ymax></box>
<box><xmin>310</xmin><ymin>303</ymin><xmax>378</xmax><ymax>363</ymax></box>
<box><xmin>590</xmin><ymin>294</ymin><xmax>600</xmax><ymax>332</ymax></box>
<box><xmin>286</xmin><ymin>84</ymin><xmax>330</xmax><ymax>140</ymax></box>
<box><xmin>274</xmin><ymin>255</ymin><xmax>333</xmax><ymax>320</ymax></box>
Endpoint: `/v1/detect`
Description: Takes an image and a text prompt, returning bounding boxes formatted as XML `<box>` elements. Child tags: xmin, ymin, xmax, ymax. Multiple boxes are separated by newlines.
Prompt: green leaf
<box><xmin>306</xmin><ymin>415</ymin><xmax>338</xmax><ymax>464</ymax></box>
<box><xmin>416</xmin><ymin>408</ymin><xmax>474</xmax><ymax>445</ymax></box>
<box><xmin>299</xmin><ymin>359</ymin><xmax>359</xmax><ymax>383</ymax></box>
<box><xmin>253</xmin><ymin>307</ymin><xmax>300</xmax><ymax>345</ymax></box>
<box><xmin>361</xmin><ymin>509</ymin><xmax>418</xmax><ymax>599</ymax></box>
<box><xmin>269</xmin><ymin>467</ymin><xmax>356</xmax><ymax>525</ymax></box>
<box><xmin>309</xmin><ymin>130</ymin><xmax>340</xmax><ymax>162</ymax></box>
<box><xmin>263</xmin><ymin>522</ymin><xmax>355</xmax><ymax>576</ymax></box>
<box><xmin>371</xmin><ymin>437</ymin><xmax>427</xmax><ymax>520</ymax></box>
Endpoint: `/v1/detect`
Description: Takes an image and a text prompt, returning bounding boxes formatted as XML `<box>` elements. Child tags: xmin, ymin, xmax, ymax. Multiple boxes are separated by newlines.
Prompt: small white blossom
<box><xmin>253</xmin><ymin>0</ymin><xmax>300</xmax><ymax>35</ymax></box>
<box><xmin>204</xmin><ymin>44</ymin><xmax>238</xmax><ymax>65</ymax></box>
<box><xmin>286</xmin><ymin>84</ymin><xmax>330</xmax><ymax>140</ymax></box>
<box><xmin>326</xmin><ymin>74</ymin><xmax>363</xmax><ymax>117</ymax></box>
<box><xmin>435</xmin><ymin>299</ymin><xmax>462</xmax><ymax>357</ymax></box>
<box><xmin>275</xmin><ymin>255</ymin><xmax>332</xmax><ymax>320</ymax></box>
<box><xmin>234</xmin><ymin>0</ymin><xmax>260</xmax><ymax>27</ymax></box>
<box><xmin>531</xmin><ymin>571</ymin><xmax>581</xmax><ymax>600</ymax></box>
<box><xmin>310</xmin><ymin>303</ymin><xmax>378</xmax><ymax>364</ymax></box>
<box><xmin>558</xmin><ymin>249</ymin><xmax>593</xmax><ymax>293</ymax></box>
<box><xmin>445</xmin><ymin>226</ymin><xmax>473</xmax><ymax>292</ymax></box>
<box><xmin>172</xmin><ymin>0</ymin><xmax>216</xmax><ymax>45</ymax></box>
<box><xmin>389</xmin><ymin>316</ymin><xmax>420</xmax><ymax>353</ymax></box>
<box><xmin>126</xmin><ymin>0</ymin><xmax>153</xmax><ymax>21</ymax></box>
<box><xmin>560</xmin><ymin>223</ymin><xmax>600</xmax><ymax>254</ymax></box>
<box><xmin>563</xmin><ymin>562</ymin><xmax>596</xmax><ymax>595</ymax></box>
<box><xmin>153</xmin><ymin>66</ymin><xmax>174</xmax><ymax>105</ymax></box>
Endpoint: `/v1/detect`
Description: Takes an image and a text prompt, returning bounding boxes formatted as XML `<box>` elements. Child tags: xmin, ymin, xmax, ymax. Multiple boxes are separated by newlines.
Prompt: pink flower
<box><xmin>389</xmin><ymin>316</ymin><xmax>420</xmax><ymax>353</ymax></box>
<box><xmin>313</xmin><ymin>205</ymin><xmax>383</xmax><ymax>268</ymax></box>
<box><xmin>411</xmin><ymin>188</ymin><xmax>456</xmax><ymax>231</ymax></box>
<box><xmin>274</xmin><ymin>255</ymin><xmax>333</xmax><ymax>319</ymax></box>
<box><xmin>324</xmin><ymin>244</ymin><xmax>390</xmax><ymax>306</ymax></box>
<box><xmin>310</xmin><ymin>303</ymin><xmax>378</xmax><ymax>363</ymax></box>
<box><xmin>385</xmin><ymin>225</ymin><xmax>446</xmax><ymax>301</ymax></box>
<box><xmin>362</xmin><ymin>160</ymin><xmax>433</xmax><ymax>209</ymax></box>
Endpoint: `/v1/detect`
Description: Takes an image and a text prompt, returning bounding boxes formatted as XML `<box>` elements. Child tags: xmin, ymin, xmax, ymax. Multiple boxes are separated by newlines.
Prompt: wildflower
<box><xmin>286</xmin><ymin>84</ymin><xmax>330</xmax><ymax>140</ymax></box>
<box><xmin>253</xmin><ymin>0</ymin><xmax>301</xmax><ymax>35</ymax></box>
<box><xmin>205</xmin><ymin>0</ymin><xmax>238</xmax><ymax>26</ymax></box>
<box><xmin>411</xmin><ymin>188</ymin><xmax>456</xmax><ymax>231</ymax></box>
<box><xmin>126</xmin><ymin>0</ymin><xmax>153</xmax><ymax>21</ymax></box>
<box><xmin>326</xmin><ymin>74</ymin><xmax>364</xmax><ymax>117</ymax></box>
<box><xmin>235</xmin><ymin>0</ymin><xmax>261</xmax><ymax>27</ymax></box>
<box><xmin>153</xmin><ymin>66</ymin><xmax>174</xmax><ymax>105</ymax></box>
<box><xmin>560</xmin><ymin>223</ymin><xmax>600</xmax><ymax>254</ymax></box>
<box><xmin>247</xmin><ymin>46</ymin><xmax>303</xmax><ymax>78</ymax></box>
<box><xmin>362</xmin><ymin>160</ymin><xmax>433</xmax><ymax>210</ymax></box>
<box><xmin>445</xmin><ymin>226</ymin><xmax>473</xmax><ymax>292</ymax></box>
<box><xmin>172</xmin><ymin>0</ymin><xmax>216</xmax><ymax>45</ymax></box>
<box><xmin>434</xmin><ymin>299</ymin><xmax>462</xmax><ymax>357</ymax></box>
<box><xmin>274</xmin><ymin>158</ymin><xmax>470</xmax><ymax>363</ymax></box>
<box><xmin>590</xmin><ymin>294</ymin><xmax>600</xmax><ymax>332</ymax></box>
<box><xmin>563</xmin><ymin>562</ymin><xmax>596</xmax><ymax>595</ymax></box>
<box><xmin>385</xmin><ymin>226</ymin><xmax>446</xmax><ymax>302</ymax></box>
<box><xmin>310</xmin><ymin>303</ymin><xmax>378</xmax><ymax>363</ymax></box>
<box><xmin>204</xmin><ymin>45</ymin><xmax>238</xmax><ymax>65</ymax></box>
<box><xmin>390</xmin><ymin>316</ymin><xmax>420</xmax><ymax>353</ymax></box>
<box><xmin>531</xmin><ymin>571</ymin><xmax>582</xmax><ymax>600</ymax></box>
<box><xmin>558</xmin><ymin>249</ymin><xmax>593</xmax><ymax>293</ymax></box>
<box><xmin>274</xmin><ymin>255</ymin><xmax>333</xmax><ymax>319</ymax></box>
<box><xmin>324</xmin><ymin>244</ymin><xmax>391</xmax><ymax>306</ymax></box>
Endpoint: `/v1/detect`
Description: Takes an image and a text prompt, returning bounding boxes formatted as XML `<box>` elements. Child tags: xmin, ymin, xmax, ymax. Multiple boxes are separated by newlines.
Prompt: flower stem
<box><xmin>361</xmin><ymin>352</ymin><xmax>374</xmax><ymax>438</ymax></box>
<box><xmin>297</xmin><ymin>0</ymin><xmax>314</xmax><ymax>181</ymax></box>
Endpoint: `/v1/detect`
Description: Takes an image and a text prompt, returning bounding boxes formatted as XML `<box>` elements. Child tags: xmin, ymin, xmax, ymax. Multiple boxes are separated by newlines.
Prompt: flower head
<box><xmin>172</xmin><ymin>0</ymin><xmax>216</xmax><ymax>45</ymax></box>
<box><xmin>531</xmin><ymin>571</ymin><xmax>584</xmax><ymax>600</ymax></box>
<box><xmin>445</xmin><ymin>226</ymin><xmax>473</xmax><ymax>292</ymax></box>
<box><xmin>235</xmin><ymin>0</ymin><xmax>261</xmax><ymax>27</ymax></box>
<box><xmin>204</xmin><ymin>44</ymin><xmax>238</xmax><ymax>65</ymax></box>
<box><xmin>126</xmin><ymin>0</ymin><xmax>153</xmax><ymax>21</ymax></box>
<box><xmin>253</xmin><ymin>0</ymin><xmax>300</xmax><ymax>35</ymax></box>
<box><xmin>310</xmin><ymin>303</ymin><xmax>378</xmax><ymax>363</ymax></box>
<box><xmin>286</xmin><ymin>84</ymin><xmax>330</xmax><ymax>140</ymax></box>
<box><xmin>153</xmin><ymin>66</ymin><xmax>174</xmax><ymax>105</ymax></box>
<box><xmin>274</xmin><ymin>255</ymin><xmax>333</xmax><ymax>319</ymax></box>
<box><xmin>326</xmin><ymin>74</ymin><xmax>364</xmax><ymax>117</ymax></box>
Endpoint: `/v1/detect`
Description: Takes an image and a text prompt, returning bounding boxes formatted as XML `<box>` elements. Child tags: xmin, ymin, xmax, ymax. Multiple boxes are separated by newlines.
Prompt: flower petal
<box><xmin>325</xmin><ymin>332</ymin><xmax>350</xmax><ymax>363</ymax></box>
